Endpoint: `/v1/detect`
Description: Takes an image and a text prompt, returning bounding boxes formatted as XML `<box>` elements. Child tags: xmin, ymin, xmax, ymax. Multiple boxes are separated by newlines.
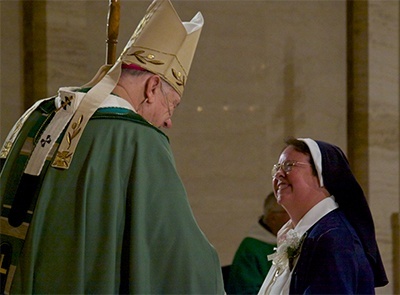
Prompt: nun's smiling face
<box><xmin>272</xmin><ymin>145</ymin><xmax>322</xmax><ymax>222</ymax></box>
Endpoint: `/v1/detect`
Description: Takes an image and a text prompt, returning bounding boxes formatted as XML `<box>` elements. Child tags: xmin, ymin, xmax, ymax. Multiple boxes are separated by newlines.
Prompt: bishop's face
<box><xmin>136</xmin><ymin>76</ymin><xmax>181</xmax><ymax>129</ymax></box>
<box><xmin>150</xmin><ymin>82</ymin><xmax>181</xmax><ymax>129</ymax></box>
<box><xmin>272</xmin><ymin>146</ymin><xmax>320</xmax><ymax>215</ymax></box>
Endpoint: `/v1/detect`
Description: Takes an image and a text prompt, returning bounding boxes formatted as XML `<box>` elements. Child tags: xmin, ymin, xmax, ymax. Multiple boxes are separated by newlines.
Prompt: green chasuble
<box><xmin>0</xmin><ymin>95</ymin><xmax>224</xmax><ymax>294</ymax></box>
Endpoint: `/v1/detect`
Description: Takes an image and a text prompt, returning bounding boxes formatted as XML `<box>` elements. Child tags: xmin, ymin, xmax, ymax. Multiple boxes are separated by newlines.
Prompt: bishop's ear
<box><xmin>144</xmin><ymin>75</ymin><xmax>162</xmax><ymax>103</ymax></box>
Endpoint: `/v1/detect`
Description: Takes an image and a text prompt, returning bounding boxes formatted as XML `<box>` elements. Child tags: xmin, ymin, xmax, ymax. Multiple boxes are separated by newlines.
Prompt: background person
<box><xmin>258</xmin><ymin>137</ymin><xmax>388</xmax><ymax>294</ymax></box>
<box><xmin>226</xmin><ymin>192</ymin><xmax>289</xmax><ymax>294</ymax></box>
<box><xmin>0</xmin><ymin>1</ymin><xmax>224</xmax><ymax>294</ymax></box>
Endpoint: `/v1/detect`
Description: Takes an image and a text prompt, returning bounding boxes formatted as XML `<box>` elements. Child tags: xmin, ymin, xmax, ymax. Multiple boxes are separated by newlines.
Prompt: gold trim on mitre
<box><xmin>119</xmin><ymin>0</ymin><xmax>204</xmax><ymax>96</ymax></box>
<box><xmin>50</xmin><ymin>0</ymin><xmax>203</xmax><ymax>170</ymax></box>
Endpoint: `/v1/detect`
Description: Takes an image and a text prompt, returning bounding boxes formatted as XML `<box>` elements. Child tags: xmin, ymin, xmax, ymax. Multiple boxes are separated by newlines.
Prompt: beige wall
<box><xmin>0</xmin><ymin>1</ymin><xmax>24</xmax><ymax>141</ymax></box>
<box><xmin>348</xmin><ymin>1</ymin><xmax>400</xmax><ymax>293</ymax></box>
<box><xmin>0</xmin><ymin>1</ymin><xmax>398</xmax><ymax>293</ymax></box>
<box><xmin>367</xmin><ymin>2</ymin><xmax>399</xmax><ymax>293</ymax></box>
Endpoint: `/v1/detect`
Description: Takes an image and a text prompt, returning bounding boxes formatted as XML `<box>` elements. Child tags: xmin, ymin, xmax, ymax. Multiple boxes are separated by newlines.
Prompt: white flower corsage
<box><xmin>267</xmin><ymin>229</ymin><xmax>304</xmax><ymax>271</ymax></box>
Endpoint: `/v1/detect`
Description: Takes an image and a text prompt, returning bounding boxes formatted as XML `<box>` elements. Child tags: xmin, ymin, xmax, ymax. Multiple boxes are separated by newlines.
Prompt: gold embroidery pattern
<box><xmin>52</xmin><ymin>151</ymin><xmax>73</xmax><ymax>168</ymax></box>
<box><xmin>67</xmin><ymin>115</ymin><xmax>83</xmax><ymax>149</ymax></box>
<box><xmin>53</xmin><ymin>114</ymin><xmax>84</xmax><ymax>168</ymax></box>
<box><xmin>172</xmin><ymin>68</ymin><xmax>186</xmax><ymax>86</ymax></box>
<box><xmin>130</xmin><ymin>50</ymin><xmax>164</xmax><ymax>65</ymax></box>
<box><xmin>0</xmin><ymin>118</ymin><xmax>24</xmax><ymax>158</ymax></box>
<box><xmin>0</xmin><ymin>141</ymin><xmax>13</xmax><ymax>159</ymax></box>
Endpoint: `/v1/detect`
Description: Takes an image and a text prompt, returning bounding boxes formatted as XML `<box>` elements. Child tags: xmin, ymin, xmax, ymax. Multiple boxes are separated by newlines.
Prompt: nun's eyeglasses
<box><xmin>271</xmin><ymin>160</ymin><xmax>311</xmax><ymax>178</ymax></box>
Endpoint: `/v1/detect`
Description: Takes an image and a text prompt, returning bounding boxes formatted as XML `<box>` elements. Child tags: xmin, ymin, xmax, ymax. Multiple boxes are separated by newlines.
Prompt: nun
<box><xmin>258</xmin><ymin>137</ymin><xmax>388</xmax><ymax>294</ymax></box>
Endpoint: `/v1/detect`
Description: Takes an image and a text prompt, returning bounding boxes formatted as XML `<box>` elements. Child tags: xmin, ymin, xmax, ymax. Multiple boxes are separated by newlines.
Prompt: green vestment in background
<box><xmin>226</xmin><ymin>222</ymin><xmax>276</xmax><ymax>294</ymax></box>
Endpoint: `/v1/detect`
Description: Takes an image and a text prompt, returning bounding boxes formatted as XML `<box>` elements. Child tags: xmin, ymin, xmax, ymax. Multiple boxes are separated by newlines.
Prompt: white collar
<box><xmin>294</xmin><ymin>196</ymin><xmax>338</xmax><ymax>236</ymax></box>
<box><xmin>247</xmin><ymin>222</ymin><xmax>278</xmax><ymax>244</ymax></box>
<box><xmin>99</xmin><ymin>94</ymin><xmax>136</xmax><ymax>112</ymax></box>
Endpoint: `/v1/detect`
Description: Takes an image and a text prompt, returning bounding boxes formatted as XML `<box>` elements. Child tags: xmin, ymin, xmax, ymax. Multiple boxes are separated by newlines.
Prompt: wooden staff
<box><xmin>106</xmin><ymin>0</ymin><xmax>120</xmax><ymax>65</ymax></box>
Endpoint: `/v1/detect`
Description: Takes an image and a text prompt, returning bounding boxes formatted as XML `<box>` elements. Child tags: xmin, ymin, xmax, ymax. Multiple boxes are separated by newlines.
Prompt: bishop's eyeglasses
<box><xmin>271</xmin><ymin>160</ymin><xmax>311</xmax><ymax>178</ymax></box>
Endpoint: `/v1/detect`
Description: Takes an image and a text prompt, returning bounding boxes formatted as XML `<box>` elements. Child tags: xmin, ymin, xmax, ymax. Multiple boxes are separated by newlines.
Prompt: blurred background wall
<box><xmin>1</xmin><ymin>1</ymin><xmax>399</xmax><ymax>294</ymax></box>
